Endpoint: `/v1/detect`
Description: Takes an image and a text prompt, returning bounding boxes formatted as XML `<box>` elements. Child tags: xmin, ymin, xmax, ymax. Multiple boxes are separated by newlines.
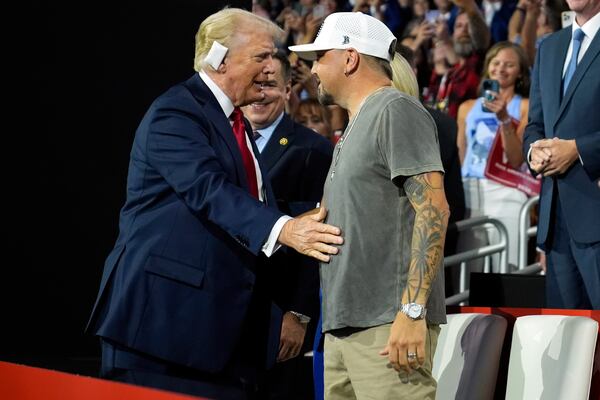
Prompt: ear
<box><xmin>345</xmin><ymin>49</ymin><xmax>360</xmax><ymax>76</ymax></box>
<box><xmin>217</xmin><ymin>57</ymin><xmax>228</xmax><ymax>73</ymax></box>
<box><xmin>284</xmin><ymin>80</ymin><xmax>292</xmax><ymax>102</ymax></box>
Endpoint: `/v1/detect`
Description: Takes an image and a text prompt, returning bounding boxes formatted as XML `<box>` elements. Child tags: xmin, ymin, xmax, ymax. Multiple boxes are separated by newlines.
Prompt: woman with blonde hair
<box><xmin>390</xmin><ymin>52</ymin><xmax>420</xmax><ymax>98</ymax></box>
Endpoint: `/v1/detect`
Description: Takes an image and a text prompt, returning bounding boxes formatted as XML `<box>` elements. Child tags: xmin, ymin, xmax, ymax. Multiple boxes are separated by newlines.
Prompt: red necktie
<box><xmin>231</xmin><ymin>107</ymin><xmax>259</xmax><ymax>199</ymax></box>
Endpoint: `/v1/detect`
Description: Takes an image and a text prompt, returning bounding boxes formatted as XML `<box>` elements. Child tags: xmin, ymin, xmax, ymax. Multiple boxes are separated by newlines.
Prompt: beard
<box><xmin>453</xmin><ymin>40</ymin><xmax>474</xmax><ymax>58</ymax></box>
<box><xmin>317</xmin><ymin>85</ymin><xmax>335</xmax><ymax>106</ymax></box>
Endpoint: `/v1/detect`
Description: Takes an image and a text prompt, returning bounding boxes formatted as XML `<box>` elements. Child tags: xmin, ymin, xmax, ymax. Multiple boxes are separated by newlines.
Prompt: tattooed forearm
<box><xmin>402</xmin><ymin>173</ymin><xmax>440</xmax><ymax>205</ymax></box>
<box><xmin>402</xmin><ymin>172</ymin><xmax>450</xmax><ymax>304</ymax></box>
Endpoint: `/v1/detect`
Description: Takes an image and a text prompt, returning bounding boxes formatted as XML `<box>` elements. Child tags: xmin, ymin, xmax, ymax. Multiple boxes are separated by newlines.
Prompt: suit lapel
<box><xmin>187</xmin><ymin>74</ymin><xmax>247</xmax><ymax>189</ymax></box>
<box><xmin>245</xmin><ymin>118</ymin><xmax>277</xmax><ymax>206</ymax></box>
<box><xmin>555</xmin><ymin>29</ymin><xmax>600</xmax><ymax>127</ymax></box>
<box><xmin>261</xmin><ymin>114</ymin><xmax>296</xmax><ymax>172</ymax></box>
<box><xmin>547</xmin><ymin>29</ymin><xmax>571</xmax><ymax>129</ymax></box>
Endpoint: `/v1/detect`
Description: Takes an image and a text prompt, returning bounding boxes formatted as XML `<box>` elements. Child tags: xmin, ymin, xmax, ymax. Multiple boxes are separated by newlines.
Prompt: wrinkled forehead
<box><xmin>230</xmin><ymin>26</ymin><xmax>275</xmax><ymax>53</ymax></box>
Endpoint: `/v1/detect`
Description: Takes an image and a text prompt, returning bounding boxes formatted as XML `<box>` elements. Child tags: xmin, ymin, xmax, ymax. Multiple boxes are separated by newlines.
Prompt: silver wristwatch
<box><xmin>401</xmin><ymin>303</ymin><xmax>427</xmax><ymax>320</ymax></box>
<box><xmin>289</xmin><ymin>311</ymin><xmax>311</xmax><ymax>324</ymax></box>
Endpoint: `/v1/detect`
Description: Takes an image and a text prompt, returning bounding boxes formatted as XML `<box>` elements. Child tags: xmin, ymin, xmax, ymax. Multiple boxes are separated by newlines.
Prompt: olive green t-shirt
<box><xmin>321</xmin><ymin>87</ymin><xmax>446</xmax><ymax>332</ymax></box>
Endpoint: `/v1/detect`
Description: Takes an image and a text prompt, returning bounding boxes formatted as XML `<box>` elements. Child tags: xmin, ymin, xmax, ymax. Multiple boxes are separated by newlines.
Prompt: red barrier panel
<box><xmin>0</xmin><ymin>361</ymin><xmax>207</xmax><ymax>400</ymax></box>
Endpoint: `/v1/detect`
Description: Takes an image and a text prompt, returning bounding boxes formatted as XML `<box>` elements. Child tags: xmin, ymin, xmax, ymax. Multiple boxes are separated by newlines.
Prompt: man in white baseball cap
<box><xmin>289</xmin><ymin>11</ymin><xmax>396</xmax><ymax>62</ymax></box>
<box><xmin>290</xmin><ymin>11</ymin><xmax>449</xmax><ymax>400</ymax></box>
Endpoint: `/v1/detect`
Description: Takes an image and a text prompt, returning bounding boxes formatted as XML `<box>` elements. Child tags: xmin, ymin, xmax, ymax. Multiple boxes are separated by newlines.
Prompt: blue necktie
<box><xmin>563</xmin><ymin>29</ymin><xmax>585</xmax><ymax>95</ymax></box>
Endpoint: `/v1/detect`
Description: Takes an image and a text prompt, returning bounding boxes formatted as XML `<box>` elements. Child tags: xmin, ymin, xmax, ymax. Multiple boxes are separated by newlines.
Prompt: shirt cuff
<box><xmin>262</xmin><ymin>215</ymin><xmax>293</xmax><ymax>257</ymax></box>
<box><xmin>574</xmin><ymin>138</ymin><xmax>584</xmax><ymax>166</ymax></box>
<box><xmin>527</xmin><ymin>146</ymin><xmax>533</xmax><ymax>164</ymax></box>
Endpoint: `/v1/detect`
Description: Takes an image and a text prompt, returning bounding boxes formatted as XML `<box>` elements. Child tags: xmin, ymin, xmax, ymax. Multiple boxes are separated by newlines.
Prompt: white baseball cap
<box><xmin>289</xmin><ymin>12</ymin><xmax>397</xmax><ymax>62</ymax></box>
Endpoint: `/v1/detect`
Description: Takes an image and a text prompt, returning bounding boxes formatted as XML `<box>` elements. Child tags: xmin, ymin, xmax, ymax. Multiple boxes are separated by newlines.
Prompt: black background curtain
<box><xmin>3</xmin><ymin>0</ymin><xmax>250</xmax><ymax>373</ymax></box>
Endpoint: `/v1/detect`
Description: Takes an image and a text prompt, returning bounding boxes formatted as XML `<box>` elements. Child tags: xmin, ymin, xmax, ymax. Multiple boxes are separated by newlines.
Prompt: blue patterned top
<box><xmin>462</xmin><ymin>95</ymin><xmax>522</xmax><ymax>178</ymax></box>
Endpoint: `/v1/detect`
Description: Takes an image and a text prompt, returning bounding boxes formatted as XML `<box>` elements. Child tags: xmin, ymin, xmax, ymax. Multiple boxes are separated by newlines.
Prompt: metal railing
<box><xmin>518</xmin><ymin>195</ymin><xmax>539</xmax><ymax>270</ymax></box>
<box><xmin>514</xmin><ymin>262</ymin><xmax>543</xmax><ymax>275</ymax></box>
<box><xmin>444</xmin><ymin>216</ymin><xmax>509</xmax><ymax>305</ymax></box>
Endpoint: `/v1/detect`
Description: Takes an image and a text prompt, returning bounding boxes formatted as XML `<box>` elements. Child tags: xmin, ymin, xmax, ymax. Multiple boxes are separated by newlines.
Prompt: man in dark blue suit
<box><xmin>523</xmin><ymin>0</ymin><xmax>599</xmax><ymax>309</ymax></box>
<box><xmin>86</xmin><ymin>8</ymin><xmax>343</xmax><ymax>399</ymax></box>
<box><xmin>242</xmin><ymin>49</ymin><xmax>333</xmax><ymax>399</ymax></box>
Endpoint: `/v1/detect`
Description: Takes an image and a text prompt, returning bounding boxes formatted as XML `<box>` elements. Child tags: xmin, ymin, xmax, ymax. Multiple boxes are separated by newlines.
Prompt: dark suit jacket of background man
<box><xmin>523</xmin><ymin>27</ymin><xmax>600</xmax><ymax>250</ymax></box>
<box><xmin>261</xmin><ymin>113</ymin><xmax>333</xmax><ymax>339</ymax></box>
<box><xmin>87</xmin><ymin>73</ymin><xmax>287</xmax><ymax>376</ymax></box>
<box><xmin>426</xmin><ymin>106</ymin><xmax>466</xmax><ymax>297</ymax></box>
<box><xmin>260</xmin><ymin>113</ymin><xmax>333</xmax><ymax>399</ymax></box>
<box><xmin>427</xmin><ymin>106</ymin><xmax>466</xmax><ymax>256</ymax></box>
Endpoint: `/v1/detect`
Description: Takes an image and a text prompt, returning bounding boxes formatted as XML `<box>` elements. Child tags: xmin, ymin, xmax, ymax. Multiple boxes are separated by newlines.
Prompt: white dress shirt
<box><xmin>199</xmin><ymin>71</ymin><xmax>291</xmax><ymax>256</ymax></box>
<box><xmin>562</xmin><ymin>11</ymin><xmax>600</xmax><ymax>77</ymax></box>
<box><xmin>254</xmin><ymin>112</ymin><xmax>285</xmax><ymax>153</ymax></box>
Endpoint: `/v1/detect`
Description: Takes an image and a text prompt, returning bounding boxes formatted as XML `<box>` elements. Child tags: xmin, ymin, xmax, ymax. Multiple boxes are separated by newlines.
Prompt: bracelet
<box><xmin>500</xmin><ymin>116</ymin><xmax>512</xmax><ymax>125</ymax></box>
<box><xmin>516</xmin><ymin>6</ymin><xmax>526</xmax><ymax>13</ymax></box>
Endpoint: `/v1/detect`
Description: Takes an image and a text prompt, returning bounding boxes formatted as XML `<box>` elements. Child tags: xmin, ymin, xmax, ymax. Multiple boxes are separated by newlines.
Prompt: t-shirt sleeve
<box><xmin>377</xmin><ymin>97</ymin><xmax>445</xmax><ymax>180</ymax></box>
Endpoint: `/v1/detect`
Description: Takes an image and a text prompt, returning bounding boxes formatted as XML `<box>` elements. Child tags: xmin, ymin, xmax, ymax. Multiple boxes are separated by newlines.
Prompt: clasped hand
<box><xmin>529</xmin><ymin>137</ymin><xmax>579</xmax><ymax>176</ymax></box>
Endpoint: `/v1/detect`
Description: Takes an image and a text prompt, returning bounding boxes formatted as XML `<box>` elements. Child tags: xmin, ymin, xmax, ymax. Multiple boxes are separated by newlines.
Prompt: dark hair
<box><xmin>363</xmin><ymin>54</ymin><xmax>393</xmax><ymax>80</ymax></box>
<box><xmin>395</xmin><ymin>43</ymin><xmax>415</xmax><ymax>67</ymax></box>
<box><xmin>544</xmin><ymin>0</ymin><xmax>570</xmax><ymax>31</ymax></box>
<box><xmin>273</xmin><ymin>48</ymin><xmax>292</xmax><ymax>82</ymax></box>
<box><xmin>401</xmin><ymin>19</ymin><xmax>421</xmax><ymax>42</ymax></box>
<box><xmin>256</xmin><ymin>0</ymin><xmax>271</xmax><ymax>12</ymax></box>
<box><xmin>294</xmin><ymin>98</ymin><xmax>332</xmax><ymax>124</ymax></box>
<box><xmin>480</xmin><ymin>41</ymin><xmax>531</xmax><ymax>97</ymax></box>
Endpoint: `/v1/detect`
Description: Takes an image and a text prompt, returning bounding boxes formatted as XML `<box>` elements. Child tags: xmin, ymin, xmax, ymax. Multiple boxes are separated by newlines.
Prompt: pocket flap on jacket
<box><xmin>144</xmin><ymin>254</ymin><xmax>205</xmax><ymax>287</ymax></box>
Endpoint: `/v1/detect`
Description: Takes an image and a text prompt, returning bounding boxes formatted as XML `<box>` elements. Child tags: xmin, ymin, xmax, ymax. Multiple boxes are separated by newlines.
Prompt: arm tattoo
<box><xmin>403</xmin><ymin>173</ymin><xmax>449</xmax><ymax>304</ymax></box>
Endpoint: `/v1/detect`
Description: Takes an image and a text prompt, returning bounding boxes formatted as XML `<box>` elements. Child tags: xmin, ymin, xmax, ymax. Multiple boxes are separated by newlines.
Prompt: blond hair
<box><xmin>390</xmin><ymin>52</ymin><xmax>419</xmax><ymax>99</ymax></box>
<box><xmin>193</xmin><ymin>8</ymin><xmax>283</xmax><ymax>72</ymax></box>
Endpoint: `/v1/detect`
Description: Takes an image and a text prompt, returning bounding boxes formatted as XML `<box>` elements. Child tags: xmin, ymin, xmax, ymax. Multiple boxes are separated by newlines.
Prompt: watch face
<box><xmin>408</xmin><ymin>304</ymin><xmax>423</xmax><ymax>318</ymax></box>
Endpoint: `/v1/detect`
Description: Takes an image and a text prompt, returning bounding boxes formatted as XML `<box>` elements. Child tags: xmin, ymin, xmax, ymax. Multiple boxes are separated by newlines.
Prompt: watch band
<box><xmin>289</xmin><ymin>311</ymin><xmax>311</xmax><ymax>324</ymax></box>
<box><xmin>400</xmin><ymin>303</ymin><xmax>427</xmax><ymax>320</ymax></box>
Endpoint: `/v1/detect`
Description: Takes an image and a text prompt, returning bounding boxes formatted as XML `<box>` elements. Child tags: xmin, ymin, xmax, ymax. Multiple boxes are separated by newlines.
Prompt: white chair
<box><xmin>433</xmin><ymin>313</ymin><xmax>507</xmax><ymax>400</ymax></box>
<box><xmin>505</xmin><ymin>315</ymin><xmax>598</xmax><ymax>400</ymax></box>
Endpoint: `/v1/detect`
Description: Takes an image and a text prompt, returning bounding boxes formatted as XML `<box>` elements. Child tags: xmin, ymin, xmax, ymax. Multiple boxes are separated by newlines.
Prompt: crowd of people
<box><xmin>87</xmin><ymin>1</ymin><xmax>599</xmax><ymax>399</ymax></box>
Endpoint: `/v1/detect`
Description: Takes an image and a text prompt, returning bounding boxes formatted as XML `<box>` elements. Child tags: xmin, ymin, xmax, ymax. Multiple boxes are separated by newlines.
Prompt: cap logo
<box><xmin>342</xmin><ymin>35</ymin><xmax>350</xmax><ymax>45</ymax></box>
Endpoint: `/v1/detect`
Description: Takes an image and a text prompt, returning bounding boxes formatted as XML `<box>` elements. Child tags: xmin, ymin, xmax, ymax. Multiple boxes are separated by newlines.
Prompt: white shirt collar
<box><xmin>573</xmin><ymin>10</ymin><xmax>600</xmax><ymax>41</ymax></box>
<box><xmin>199</xmin><ymin>70</ymin><xmax>234</xmax><ymax>118</ymax></box>
<box><xmin>256</xmin><ymin>112</ymin><xmax>284</xmax><ymax>142</ymax></box>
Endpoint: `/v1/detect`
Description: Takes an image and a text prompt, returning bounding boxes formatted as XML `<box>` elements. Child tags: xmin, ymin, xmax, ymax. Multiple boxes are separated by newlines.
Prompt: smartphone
<box><xmin>481</xmin><ymin>79</ymin><xmax>499</xmax><ymax>113</ymax></box>
<box><xmin>561</xmin><ymin>11</ymin><xmax>575</xmax><ymax>28</ymax></box>
<box><xmin>425</xmin><ymin>10</ymin><xmax>440</xmax><ymax>24</ymax></box>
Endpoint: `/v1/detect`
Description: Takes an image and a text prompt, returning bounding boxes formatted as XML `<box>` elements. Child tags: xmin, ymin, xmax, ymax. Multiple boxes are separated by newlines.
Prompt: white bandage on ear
<box><xmin>205</xmin><ymin>41</ymin><xmax>228</xmax><ymax>70</ymax></box>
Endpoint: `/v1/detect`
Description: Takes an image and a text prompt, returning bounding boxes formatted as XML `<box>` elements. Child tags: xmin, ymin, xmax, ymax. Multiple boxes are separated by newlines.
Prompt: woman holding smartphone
<box><xmin>455</xmin><ymin>41</ymin><xmax>531</xmax><ymax>271</ymax></box>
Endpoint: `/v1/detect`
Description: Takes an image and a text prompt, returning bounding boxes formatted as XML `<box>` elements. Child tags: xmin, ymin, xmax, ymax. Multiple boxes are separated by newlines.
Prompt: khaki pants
<box><xmin>324</xmin><ymin>324</ymin><xmax>440</xmax><ymax>400</ymax></box>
